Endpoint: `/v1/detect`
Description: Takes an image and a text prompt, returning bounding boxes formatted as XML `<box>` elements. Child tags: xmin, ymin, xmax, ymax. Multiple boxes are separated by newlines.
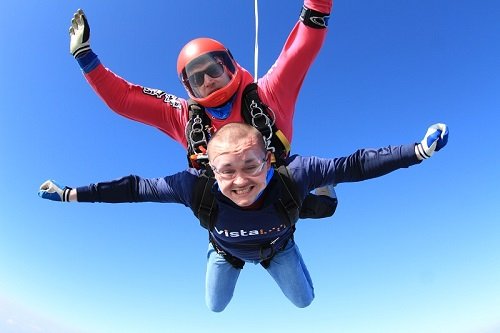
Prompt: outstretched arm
<box><xmin>38</xmin><ymin>172</ymin><xmax>199</xmax><ymax>206</ymax></box>
<box><xmin>292</xmin><ymin>123</ymin><xmax>449</xmax><ymax>192</ymax></box>
<box><xmin>340</xmin><ymin>122</ymin><xmax>449</xmax><ymax>181</ymax></box>
<box><xmin>38</xmin><ymin>176</ymin><xmax>140</xmax><ymax>203</ymax></box>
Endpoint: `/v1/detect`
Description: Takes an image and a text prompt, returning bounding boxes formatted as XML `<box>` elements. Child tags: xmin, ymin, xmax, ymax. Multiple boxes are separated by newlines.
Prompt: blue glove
<box><xmin>69</xmin><ymin>9</ymin><xmax>91</xmax><ymax>58</ymax></box>
<box><xmin>38</xmin><ymin>180</ymin><xmax>72</xmax><ymax>202</ymax></box>
<box><xmin>415</xmin><ymin>123</ymin><xmax>449</xmax><ymax>160</ymax></box>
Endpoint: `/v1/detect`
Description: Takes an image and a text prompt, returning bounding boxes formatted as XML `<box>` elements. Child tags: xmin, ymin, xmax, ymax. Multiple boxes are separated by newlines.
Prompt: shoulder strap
<box><xmin>191</xmin><ymin>165</ymin><xmax>304</xmax><ymax>232</ymax></box>
<box><xmin>273</xmin><ymin>165</ymin><xmax>302</xmax><ymax>227</ymax></box>
<box><xmin>185</xmin><ymin>99</ymin><xmax>212</xmax><ymax>169</ymax></box>
<box><xmin>190</xmin><ymin>169</ymin><xmax>217</xmax><ymax>230</ymax></box>
<box><xmin>241</xmin><ymin>83</ymin><xmax>291</xmax><ymax>166</ymax></box>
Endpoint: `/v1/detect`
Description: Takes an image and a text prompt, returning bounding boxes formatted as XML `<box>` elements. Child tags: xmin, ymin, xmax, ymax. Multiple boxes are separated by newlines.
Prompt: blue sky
<box><xmin>1</xmin><ymin>1</ymin><xmax>499</xmax><ymax>332</ymax></box>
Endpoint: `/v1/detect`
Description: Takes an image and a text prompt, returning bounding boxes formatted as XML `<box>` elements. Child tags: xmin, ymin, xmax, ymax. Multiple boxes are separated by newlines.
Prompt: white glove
<box><xmin>69</xmin><ymin>9</ymin><xmax>91</xmax><ymax>58</ymax></box>
<box><xmin>38</xmin><ymin>180</ymin><xmax>72</xmax><ymax>202</ymax></box>
<box><xmin>415</xmin><ymin>123</ymin><xmax>449</xmax><ymax>160</ymax></box>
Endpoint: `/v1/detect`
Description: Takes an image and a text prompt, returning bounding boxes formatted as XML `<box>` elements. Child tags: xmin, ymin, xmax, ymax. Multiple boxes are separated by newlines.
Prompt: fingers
<box><xmin>75</xmin><ymin>14</ymin><xmax>84</xmax><ymax>27</ymax></box>
<box><xmin>425</xmin><ymin>129</ymin><xmax>440</xmax><ymax>149</ymax></box>
<box><xmin>71</xmin><ymin>17</ymin><xmax>77</xmax><ymax>32</ymax></box>
<box><xmin>39</xmin><ymin>180</ymin><xmax>53</xmax><ymax>191</ymax></box>
<box><xmin>436</xmin><ymin>124</ymin><xmax>449</xmax><ymax>151</ymax></box>
<box><xmin>69</xmin><ymin>9</ymin><xmax>85</xmax><ymax>34</ymax></box>
<box><xmin>439</xmin><ymin>124</ymin><xmax>448</xmax><ymax>138</ymax></box>
<box><xmin>75</xmin><ymin>9</ymin><xmax>86</xmax><ymax>27</ymax></box>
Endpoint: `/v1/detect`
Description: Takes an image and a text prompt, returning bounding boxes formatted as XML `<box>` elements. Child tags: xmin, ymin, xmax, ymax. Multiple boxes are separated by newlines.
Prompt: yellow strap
<box><xmin>275</xmin><ymin>130</ymin><xmax>291</xmax><ymax>154</ymax></box>
<box><xmin>270</xmin><ymin>130</ymin><xmax>291</xmax><ymax>164</ymax></box>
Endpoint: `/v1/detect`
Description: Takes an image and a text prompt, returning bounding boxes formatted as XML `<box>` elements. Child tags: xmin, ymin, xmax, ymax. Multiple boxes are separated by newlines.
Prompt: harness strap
<box><xmin>194</xmin><ymin>171</ymin><xmax>217</xmax><ymax>230</ymax></box>
<box><xmin>274</xmin><ymin>166</ymin><xmax>301</xmax><ymax>226</ymax></box>
<box><xmin>209</xmin><ymin>234</ymin><xmax>245</xmax><ymax>269</ymax></box>
<box><xmin>186</xmin><ymin>99</ymin><xmax>212</xmax><ymax>169</ymax></box>
<box><xmin>259</xmin><ymin>232</ymin><xmax>294</xmax><ymax>268</ymax></box>
<box><xmin>241</xmin><ymin>83</ymin><xmax>291</xmax><ymax>166</ymax></box>
<box><xmin>209</xmin><ymin>232</ymin><xmax>294</xmax><ymax>270</ymax></box>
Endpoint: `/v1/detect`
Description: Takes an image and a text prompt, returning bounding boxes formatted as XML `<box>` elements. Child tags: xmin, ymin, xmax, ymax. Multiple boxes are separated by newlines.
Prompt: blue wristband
<box><xmin>76</xmin><ymin>50</ymin><xmax>101</xmax><ymax>73</ymax></box>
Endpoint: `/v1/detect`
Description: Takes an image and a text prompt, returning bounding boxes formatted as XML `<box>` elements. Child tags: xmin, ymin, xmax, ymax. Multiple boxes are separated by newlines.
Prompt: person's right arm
<box><xmin>69</xmin><ymin>9</ymin><xmax>189</xmax><ymax>147</ymax></box>
<box><xmin>38</xmin><ymin>171</ymin><xmax>200</xmax><ymax>207</ymax></box>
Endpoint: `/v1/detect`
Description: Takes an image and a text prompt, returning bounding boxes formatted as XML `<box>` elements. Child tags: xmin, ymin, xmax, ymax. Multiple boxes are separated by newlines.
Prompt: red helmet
<box><xmin>177</xmin><ymin>38</ymin><xmax>242</xmax><ymax>108</ymax></box>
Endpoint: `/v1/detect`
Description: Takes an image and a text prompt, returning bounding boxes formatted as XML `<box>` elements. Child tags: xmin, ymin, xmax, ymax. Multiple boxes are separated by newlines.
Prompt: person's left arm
<box><xmin>258</xmin><ymin>0</ymin><xmax>333</xmax><ymax>135</ymax></box>
<box><xmin>290</xmin><ymin>123</ymin><xmax>449</xmax><ymax>191</ymax></box>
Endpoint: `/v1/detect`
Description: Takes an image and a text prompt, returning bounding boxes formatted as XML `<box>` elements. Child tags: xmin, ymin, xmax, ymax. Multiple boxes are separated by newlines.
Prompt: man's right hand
<box><xmin>69</xmin><ymin>9</ymin><xmax>91</xmax><ymax>58</ymax></box>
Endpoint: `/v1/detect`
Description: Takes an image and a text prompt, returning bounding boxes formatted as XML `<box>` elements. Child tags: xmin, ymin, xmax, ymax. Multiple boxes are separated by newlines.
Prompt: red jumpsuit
<box><xmin>81</xmin><ymin>0</ymin><xmax>332</xmax><ymax>148</ymax></box>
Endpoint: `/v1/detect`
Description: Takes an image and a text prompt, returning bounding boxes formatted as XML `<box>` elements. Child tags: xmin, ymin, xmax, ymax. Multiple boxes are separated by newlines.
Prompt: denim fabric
<box><xmin>205</xmin><ymin>239</ymin><xmax>314</xmax><ymax>312</ymax></box>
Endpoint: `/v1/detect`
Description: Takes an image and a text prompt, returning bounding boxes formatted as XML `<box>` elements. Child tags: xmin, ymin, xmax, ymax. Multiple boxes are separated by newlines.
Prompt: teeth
<box><xmin>234</xmin><ymin>187</ymin><xmax>252</xmax><ymax>195</ymax></box>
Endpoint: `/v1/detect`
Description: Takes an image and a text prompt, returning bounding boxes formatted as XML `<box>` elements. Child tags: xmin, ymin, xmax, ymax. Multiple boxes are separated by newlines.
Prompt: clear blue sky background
<box><xmin>1</xmin><ymin>1</ymin><xmax>499</xmax><ymax>332</ymax></box>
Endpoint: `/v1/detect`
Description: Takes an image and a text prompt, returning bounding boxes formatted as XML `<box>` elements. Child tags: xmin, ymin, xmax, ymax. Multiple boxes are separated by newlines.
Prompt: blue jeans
<box><xmin>205</xmin><ymin>239</ymin><xmax>315</xmax><ymax>312</ymax></box>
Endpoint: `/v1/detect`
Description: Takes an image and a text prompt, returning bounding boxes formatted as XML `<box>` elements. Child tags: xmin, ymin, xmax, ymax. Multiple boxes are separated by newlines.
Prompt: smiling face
<box><xmin>208</xmin><ymin>123</ymin><xmax>270</xmax><ymax>207</ymax></box>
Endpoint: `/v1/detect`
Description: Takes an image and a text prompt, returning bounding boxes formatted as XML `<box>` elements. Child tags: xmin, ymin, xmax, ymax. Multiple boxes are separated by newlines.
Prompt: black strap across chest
<box><xmin>191</xmin><ymin>165</ymin><xmax>302</xmax><ymax>231</ymax></box>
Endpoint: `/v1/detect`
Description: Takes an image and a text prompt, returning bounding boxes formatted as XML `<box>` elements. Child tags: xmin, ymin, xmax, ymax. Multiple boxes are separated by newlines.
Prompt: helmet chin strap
<box><xmin>254</xmin><ymin>0</ymin><xmax>259</xmax><ymax>82</ymax></box>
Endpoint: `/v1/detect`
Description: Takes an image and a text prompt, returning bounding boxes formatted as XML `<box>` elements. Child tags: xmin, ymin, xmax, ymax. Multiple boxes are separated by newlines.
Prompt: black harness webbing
<box><xmin>191</xmin><ymin>166</ymin><xmax>301</xmax><ymax>269</ymax></box>
<box><xmin>186</xmin><ymin>83</ymin><xmax>291</xmax><ymax>169</ymax></box>
<box><xmin>185</xmin><ymin>100</ymin><xmax>212</xmax><ymax>169</ymax></box>
<box><xmin>193</xmin><ymin>168</ymin><xmax>217</xmax><ymax>230</ymax></box>
<box><xmin>241</xmin><ymin>83</ymin><xmax>291</xmax><ymax>165</ymax></box>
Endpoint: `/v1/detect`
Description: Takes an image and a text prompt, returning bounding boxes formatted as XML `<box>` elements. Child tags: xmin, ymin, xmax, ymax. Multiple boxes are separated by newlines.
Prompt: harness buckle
<box><xmin>249</xmin><ymin>100</ymin><xmax>275</xmax><ymax>152</ymax></box>
<box><xmin>188</xmin><ymin>115</ymin><xmax>209</xmax><ymax>152</ymax></box>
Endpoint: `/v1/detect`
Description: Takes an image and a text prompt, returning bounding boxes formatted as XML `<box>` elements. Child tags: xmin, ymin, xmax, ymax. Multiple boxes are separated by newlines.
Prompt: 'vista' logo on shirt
<box><xmin>213</xmin><ymin>224</ymin><xmax>287</xmax><ymax>238</ymax></box>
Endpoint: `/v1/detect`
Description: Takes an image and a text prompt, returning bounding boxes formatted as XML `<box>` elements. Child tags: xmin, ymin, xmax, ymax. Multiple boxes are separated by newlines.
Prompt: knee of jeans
<box><xmin>206</xmin><ymin>290</ymin><xmax>233</xmax><ymax>313</ymax></box>
<box><xmin>292</xmin><ymin>292</ymin><xmax>314</xmax><ymax>308</ymax></box>
<box><xmin>206</xmin><ymin>299</ymin><xmax>230</xmax><ymax>313</ymax></box>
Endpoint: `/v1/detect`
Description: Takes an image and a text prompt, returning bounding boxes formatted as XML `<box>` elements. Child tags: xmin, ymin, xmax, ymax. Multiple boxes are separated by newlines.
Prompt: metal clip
<box><xmin>188</xmin><ymin>115</ymin><xmax>208</xmax><ymax>151</ymax></box>
<box><xmin>249</xmin><ymin>100</ymin><xmax>274</xmax><ymax>150</ymax></box>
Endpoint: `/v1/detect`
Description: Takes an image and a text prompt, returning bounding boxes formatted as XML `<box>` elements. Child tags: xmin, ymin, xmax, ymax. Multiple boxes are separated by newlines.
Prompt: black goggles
<box><xmin>187</xmin><ymin>62</ymin><xmax>225</xmax><ymax>88</ymax></box>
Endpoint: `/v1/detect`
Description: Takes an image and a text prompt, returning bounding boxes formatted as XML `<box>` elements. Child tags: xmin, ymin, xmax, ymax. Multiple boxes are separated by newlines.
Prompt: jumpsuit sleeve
<box><xmin>305</xmin><ymin>0</ymin><xmax>333</xmax><ymax>13</ymax></box>
<box><xmin>77</xmin><ymin>51</ymin><xmax>190</xmax><ymax>147</ymax></box>
<box><xmin>257</xmin><ymin>0</ymin><xmax>333</xmax><ymax>142</ymax></box>
<box><xmin>288</xmin><ymin>143</ymin><xmax>421</xmax><ymax>195</ymax></box>
<box><xmin>75</xmin><ymin>171</ymin><xmax>199</xmax><ymax>208</ymax></box>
